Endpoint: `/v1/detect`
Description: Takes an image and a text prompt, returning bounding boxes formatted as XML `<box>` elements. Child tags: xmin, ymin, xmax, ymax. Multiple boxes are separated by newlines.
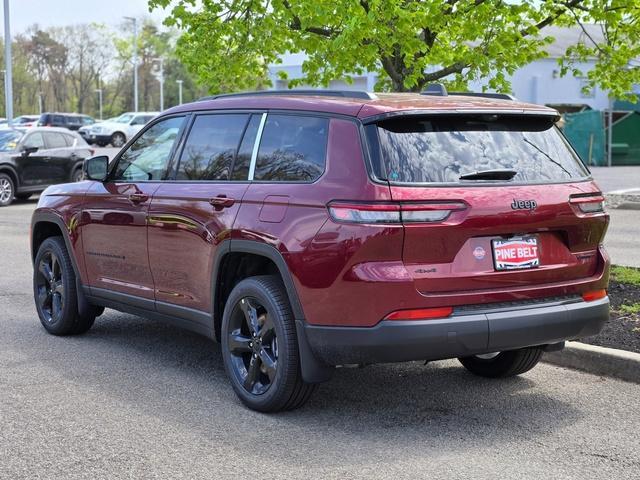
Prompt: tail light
<box><xmin>89</xmin><ymin>148</ymin><xmax>95</xmax><ymax>155</ymax></box>
<box><xmin>570</xmin><ymin>194</ymin><xmax>605</xmax><ymax>214</ymax></box>
<box><xmin>328</xmin><ymin>201</ymin><xmax>467</xmax><ymax>224</ymax></box>
<box><xmin>582</xmin><ymin>289</ymin><xmax>607</xmax><ymax>302</ymax></box>
<box><xmin>384</xmin><ymin>306</ymin><xmax>453</xmax><ymax>321</ymax></box>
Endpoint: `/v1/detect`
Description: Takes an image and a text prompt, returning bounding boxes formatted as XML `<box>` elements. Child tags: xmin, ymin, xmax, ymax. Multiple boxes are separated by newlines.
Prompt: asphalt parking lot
<box><xmin>1</xmin><ymin>198</ymin><xmax>639</xmax><ymax>479</ymax></box>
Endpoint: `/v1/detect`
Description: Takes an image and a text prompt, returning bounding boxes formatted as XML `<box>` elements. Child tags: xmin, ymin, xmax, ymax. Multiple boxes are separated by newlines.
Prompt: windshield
<box><xmin>114</xmin><ymin>114</ymin><xmax>135</xmax><ymax>124</ymax></box>
<box><xmin>0</xmin><ymin>130</ymin><xmax>23</xmax><ymax>151</ymax></box>
<box><xmin>371</xmin><ymin>115</ymin><xmax>589</xmax><ymax>184</ymax></box>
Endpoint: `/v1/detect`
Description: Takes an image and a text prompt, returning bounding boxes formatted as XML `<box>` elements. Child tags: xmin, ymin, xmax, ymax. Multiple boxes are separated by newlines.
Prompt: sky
<box><xmin>1</xmin><ymin>0</ymin><xmax>170</xmax><ymax>34</ymax></box>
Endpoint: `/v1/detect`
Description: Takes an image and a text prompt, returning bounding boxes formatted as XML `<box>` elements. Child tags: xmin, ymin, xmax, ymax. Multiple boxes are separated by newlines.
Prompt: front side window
<box><xmin>374</xmin><ymin>115</ymin><xmax>589</xmax><ymax>184</ymax></box>
<box><xmin>113</xmin><ymin>116</ymin><xmax>184</xmax><ymax>182</ymax></box>
<box><xmin>254</xmin><ymin>115</ymin><xmax>328</xmax><ymax>182</ymax></box>
<box><xmin>176</xmin><ymin>114</ymin><xmax>248</xmax><ymax>181</ymax></box>
<box><xmin>23</xmin><ymin>132</ymin><xmax>45</xmax><ymax>149</ymax></box>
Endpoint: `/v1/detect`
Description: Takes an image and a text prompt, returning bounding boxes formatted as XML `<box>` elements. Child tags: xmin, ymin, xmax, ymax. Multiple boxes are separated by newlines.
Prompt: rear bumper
<box><xmin>304</xmin><ymin>296</ymin><xmax>609</xmax><ymax>366</ymax></box>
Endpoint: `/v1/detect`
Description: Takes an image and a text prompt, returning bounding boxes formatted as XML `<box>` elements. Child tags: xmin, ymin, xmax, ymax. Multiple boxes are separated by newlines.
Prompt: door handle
<box><xmin>128</xmin><ymin>192</ymin><xmax>149</xmax><ymax>203</ymax></box>
<box><xmin>209</xmin><ymin>195</ymin><xmax>235</xmax><ymax>209</ymax></box>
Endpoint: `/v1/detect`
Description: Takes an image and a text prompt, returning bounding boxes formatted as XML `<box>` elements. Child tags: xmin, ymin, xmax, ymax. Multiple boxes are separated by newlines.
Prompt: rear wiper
<box><xmin>459</xmin><ymin>169</ymin><xmax>518</xmax><ymax>181</ymax></box>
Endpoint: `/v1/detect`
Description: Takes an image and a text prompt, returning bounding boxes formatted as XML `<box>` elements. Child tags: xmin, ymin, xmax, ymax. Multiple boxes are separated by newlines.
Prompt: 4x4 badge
<box><xmin>511</xmin><ymin>199</ymin><xmax>537</xmax><ymax>210</ymax></box>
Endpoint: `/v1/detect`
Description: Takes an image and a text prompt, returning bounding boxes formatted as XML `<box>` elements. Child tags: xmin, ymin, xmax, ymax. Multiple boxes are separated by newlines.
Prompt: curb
<box><xmin>543</xmin><ymin>341</ymin><xmax>640</xmax><ymax>383</ymax></box>
<box><xmin>605</xmin><ymin>189</ymin><xmax>640</xmax><ymax>210</ymax></box>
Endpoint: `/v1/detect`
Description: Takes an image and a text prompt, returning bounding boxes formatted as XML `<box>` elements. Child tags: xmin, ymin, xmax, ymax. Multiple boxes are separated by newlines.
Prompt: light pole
<box><xmin>95</xmin><ymin>88</ymin><xmax>103</xmax><ymax>120</ymax></box>
<box><xmin>123</xmin><ymin>16</ymin><xmax>138</xmax><ymax>112</ymax></box>
<box><xmin>3</xmin><ymin>0</ymin><xmax>13</xmax><ymax>126</ymax></box>
<box><xmin>152</xmin><ymin>57</ymin><xmax>164</xmax><ymax>111</ymax></box>
<box><xmin>176</xmin><ymin>79</ymin><xmax>183</xmax><ymax>105</ymax></box>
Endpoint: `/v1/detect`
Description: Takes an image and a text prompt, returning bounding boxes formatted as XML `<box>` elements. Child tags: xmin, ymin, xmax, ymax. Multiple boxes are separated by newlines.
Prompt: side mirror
<box><xmin>22</xmin><ymin>146</ymin><xmax>38</xmax><ymax>156</ymax></box>
<box><xmin>84</xmin><ymin>155</ymin><xmax>109</xmax><ymax>182</ymax></box>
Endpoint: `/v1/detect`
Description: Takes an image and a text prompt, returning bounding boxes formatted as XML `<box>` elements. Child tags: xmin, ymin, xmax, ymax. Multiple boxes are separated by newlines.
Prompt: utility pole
<box><xmin>95</xmin><ymin>89</ymin><xmax>103</xmax><ymax>120</ymax></box>
<box><xmin>124</xmin><ymin>17</ymin><xmax>138</xmax><ymax>112</ymax></box>
<box><xmin>176</xmin><ymin>79</ymin><xmax>183</xmax><ymax>105</ymax></box>
<box><xmin>3</xmin><ymin>0</ymin><xmax>13</xmax><ymax>126</ymax></box>
<box><xmin>153</xmin><ymin>57</ymin><xmax>164</xmax><ymax>111</ymax></box>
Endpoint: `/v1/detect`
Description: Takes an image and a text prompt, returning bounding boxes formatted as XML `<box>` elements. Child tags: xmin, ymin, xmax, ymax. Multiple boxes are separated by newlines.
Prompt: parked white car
<box><xmin>86</xmin><ymin>112</ymin><xmax>158</xmax><ymax>147</ymax></box>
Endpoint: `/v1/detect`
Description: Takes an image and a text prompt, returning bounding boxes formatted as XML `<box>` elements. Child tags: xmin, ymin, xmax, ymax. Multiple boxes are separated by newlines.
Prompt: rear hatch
<box><xmin>365</xmin><ymin>112</ymin><xmax>609</xmax><ymax>296</ymax></box>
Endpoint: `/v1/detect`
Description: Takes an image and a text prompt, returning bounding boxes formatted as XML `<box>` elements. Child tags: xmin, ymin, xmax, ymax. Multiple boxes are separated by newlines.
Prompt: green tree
<box><xmin>149</xmin><ymin>0</ymin><xmax>640</xmax><ymax>98</ymax></box>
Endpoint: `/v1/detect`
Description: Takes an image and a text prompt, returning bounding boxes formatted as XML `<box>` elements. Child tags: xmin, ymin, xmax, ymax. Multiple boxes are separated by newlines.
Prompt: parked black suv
<box><xmin>0</xmin><ymin>127</ymin><xmax>94</xmax><ymax>206</ymax></box>
<box><xmin>38</xmin><ymin>113</ymin><xmax>95</xmax><ymax>131</ymax></box>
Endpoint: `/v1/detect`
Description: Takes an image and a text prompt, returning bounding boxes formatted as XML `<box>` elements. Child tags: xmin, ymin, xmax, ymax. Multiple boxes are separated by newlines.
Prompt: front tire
<box><xmin>71</xmin><ymin>167</ymin><xmax>84</xmax><ymax>183</ymax></box>
<box><xmin>458</xmin><ymin>347</ymin><xmax>543</xmax><ymax>378</ymax></box>
<box><xmin>0</xmin><ymin>173</ymin><xmax>15</xmax><ymax>206</ymax></box>
<box><xmin>110</xmin><ymin>132</ymin><xmax>126</xmax><ymax>148</ymax></box>
<box><xmin>221</xmin><ymin>275</ymin><xmax>316</xmax><ymax>412</ymax></box>
<box><xmin>33</xmin><ymin>237</ymin><xmax>96</xmax><ymax>335</ymax></box>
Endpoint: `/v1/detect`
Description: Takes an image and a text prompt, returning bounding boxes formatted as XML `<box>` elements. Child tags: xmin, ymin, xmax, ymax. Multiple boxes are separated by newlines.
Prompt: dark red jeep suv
<box><xmin>31</xmin><ymin>89</ymin><xmax>610</xmax><ymax>412</ymax></box>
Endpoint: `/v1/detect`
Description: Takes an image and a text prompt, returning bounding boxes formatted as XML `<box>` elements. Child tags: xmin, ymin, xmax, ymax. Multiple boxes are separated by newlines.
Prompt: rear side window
<box><xmin>176</xmin><ymin>114</ymin><xmax>248</xmax><ymax>181</ymax></box>
<box><xmin>231</xmin><ymin>114</ymin><xmax>261</xmax><ymax>181</ymax></box>
<box><xmin>373</xmin><ymin>115</ymin><xmax>589</xmax><ymax>184</ymax></box>
<box><xmin>253</xmin><ymin>115</ymin><xmax>328</xmax><ymax>182</ymax></box>
<box><xmin>44</xmin><ymin>132</ymin><xmax>67</xmax><ymax>149</ymax></box>
<box><xmin>63</xmin><ymin>134</ymin><xmax>77</xmax><ymax>146</ymax></box>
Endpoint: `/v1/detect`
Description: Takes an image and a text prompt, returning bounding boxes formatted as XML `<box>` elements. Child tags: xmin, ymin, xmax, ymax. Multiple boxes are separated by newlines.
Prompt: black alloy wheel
<box><xmin>221</xmin><ymin>275</ymin><xmax>316</xmax><ymax>412</ymax></box>
<box><xmin>35</xmin><ymin>250</ymin><xmax>65</xmax><ymax>324</ymax></box>
<box><xmin>33</xmin><ymin>237</ymin><xmax>96</xmax><ymax>335</ymax></box>
<box><xmin>227</xmin><ymin>296</ymin><xmax>279</xmax><ymax>395</ymax></box>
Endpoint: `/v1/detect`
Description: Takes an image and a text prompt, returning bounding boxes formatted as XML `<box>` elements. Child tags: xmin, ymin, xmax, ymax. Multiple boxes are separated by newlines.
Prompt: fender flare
<box><xmin>0</xmin><ymin>164</ymin><xmax>19</xmax><ymax>188</ymax></box>
<box><xmin>213</xmin><ymin>239</ymin><xmax>333</xmax><ymax>383</ymax></box>
<box><xmin>31</xmin><ymin>211</ymin><xmax>92</xmax><ymax>318</ymax></box>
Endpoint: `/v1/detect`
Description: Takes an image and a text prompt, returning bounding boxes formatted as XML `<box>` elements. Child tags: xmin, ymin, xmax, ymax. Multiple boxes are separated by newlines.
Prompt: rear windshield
<box><xmin>371</xmin><ymin>115</ymin><xmax>589</xmax><ymax>184</ymax></box>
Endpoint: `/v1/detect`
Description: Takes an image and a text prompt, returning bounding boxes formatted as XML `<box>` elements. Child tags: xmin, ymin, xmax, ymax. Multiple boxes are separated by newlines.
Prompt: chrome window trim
<box><xmin>248</xmin><ymin>112</ymin><xmax>268</xmax><ymax>181</ymax></box>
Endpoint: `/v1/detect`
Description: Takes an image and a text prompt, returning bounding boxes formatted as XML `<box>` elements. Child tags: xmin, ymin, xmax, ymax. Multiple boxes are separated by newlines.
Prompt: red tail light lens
<box><xmin>328</xmin><ymin>202</ymin><xmax>400</xmax><ymax>224</ymax></box>
<box><xmin>89</xmin><ymin>148</ymin><xmax>95</xmax><ymax>155</ymax></box>
<box><xmin>384</xmin><ymin>306</ymin><xmax>453</xmax><ymax>321</ymax></box>
<box><xmin>328</xmin><ymin>201</ymin><xmax>466</xmax><ymax>224</ymax></box>
<box><xmin>570</xmin><ymin>194</ymin><xmax>605</xmax><ymax>214</ymax></box>
<box><xmin>582</xmin><ymin>289</ymin><xmax>607</xmax><ymax>301</ymax></box>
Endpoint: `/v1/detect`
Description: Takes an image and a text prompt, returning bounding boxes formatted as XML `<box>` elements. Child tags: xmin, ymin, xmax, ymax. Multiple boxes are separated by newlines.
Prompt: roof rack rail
<box><xmin>198</xmin><ymin>89</ymin><xmax>377</xmax><ymax>102</ymax></box>
<box><xmin>449</xmin><ymin>92</ymin><xmax>516</xmax><ymax>101</ymax></box>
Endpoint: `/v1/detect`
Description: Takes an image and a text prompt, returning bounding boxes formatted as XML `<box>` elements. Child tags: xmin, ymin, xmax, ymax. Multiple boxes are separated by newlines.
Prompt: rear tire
<box><xmin>458</xmin><ymin>347</ymin><xmax>543</xmax><ymax>378</ymax></box>
<box><xmin>0</xmin><ymin>173</ymin><xmax>15</xmax><ymax>206</ymax></box>
<box><xmin>33</xmin><ymin>237</ymin><xmax>96</xmax><ymax>335</ymax></box>
<box><xmin>221</xmin><ymin>275</ymin><xmax>316</xmax><ymax>412</ymax></box>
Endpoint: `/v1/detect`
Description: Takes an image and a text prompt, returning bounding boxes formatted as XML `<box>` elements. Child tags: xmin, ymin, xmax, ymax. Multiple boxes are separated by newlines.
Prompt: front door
<box><xmin>81</xmin><ymin>115</ymin><xmax>186</xmax><ymax>300</ymax></box>
<box><xmin>15</xmin><ymin>132</ymin><xmax>51</xmax><ymax>187</ymax></box>
<box><xmin>147</xmin><ymin>113</ymin><xmax>259</xmax><ymax>314</ymax></box>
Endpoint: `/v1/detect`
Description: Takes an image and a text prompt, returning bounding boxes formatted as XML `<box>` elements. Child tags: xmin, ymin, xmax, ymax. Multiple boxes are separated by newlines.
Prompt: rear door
<box><xmin>367</xmin><ymin>113</ymin><xmax>608</xmax><ymax>295</ymax></box>
<box><xmin>42</xmin><ymin>131</ymin><xmax>72</xmax><ymax>183</ymax></box>
<box><xmin>81</xmin><ymin>115</ymin><xmax>186</xmax><ymax>300</ymax></box>
<box><xmin>147</xmin><ymin>113</ymin><xmax>254</xmax><ymax>314</ymax></box>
